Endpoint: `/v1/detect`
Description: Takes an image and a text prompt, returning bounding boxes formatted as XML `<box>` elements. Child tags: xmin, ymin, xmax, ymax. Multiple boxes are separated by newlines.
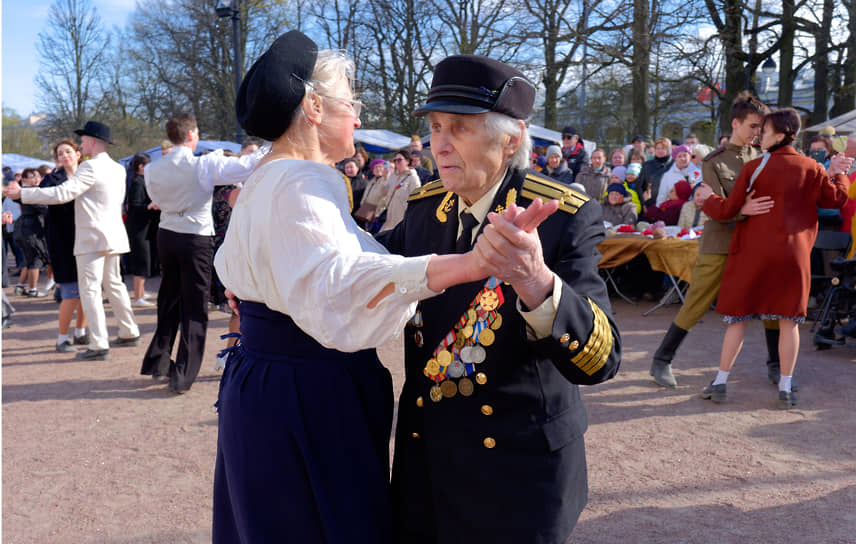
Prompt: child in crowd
<box><xmin>644</xmin><ymin>179</ymin><xmax>691</xmax><ymax>225</ymax></box>
<box><xmin>602</xmin><ymin>182</ymin><xmax>638</xmax><ymax>225</ymax></box>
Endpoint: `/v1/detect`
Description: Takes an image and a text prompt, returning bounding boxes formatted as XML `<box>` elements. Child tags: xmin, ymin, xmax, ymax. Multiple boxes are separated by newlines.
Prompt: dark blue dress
<box><xmin>213</xmin><ymin>301</ymin><xmax>395</xmax><ymax>543</ymax></box>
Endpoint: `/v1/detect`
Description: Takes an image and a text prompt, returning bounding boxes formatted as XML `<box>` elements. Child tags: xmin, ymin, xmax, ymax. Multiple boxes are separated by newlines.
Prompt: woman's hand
<box><xmin>740</xmin><ymin>190</ymin><xmax>774</xmax><ymax>216</ymax></box>
<box><xmin>694</xmin><ymin>183</ymin><xmax>713</xmax><ymax>202</ymax></box>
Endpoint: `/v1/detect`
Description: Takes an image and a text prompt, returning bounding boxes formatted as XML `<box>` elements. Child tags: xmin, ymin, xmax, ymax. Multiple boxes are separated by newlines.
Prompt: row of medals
<box><xmin>423</xmin><ymin>288</ymin><xmax>503</xmax><ymax>402</ymax></box>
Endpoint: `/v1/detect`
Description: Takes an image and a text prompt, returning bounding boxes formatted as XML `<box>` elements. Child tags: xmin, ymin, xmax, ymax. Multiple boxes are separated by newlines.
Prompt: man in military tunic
<box><xmin>378</xmin><ymin>55</ymin><xmax>621</xmax><ymax>544</ymax></box>
<box><xmin>649</xmin><ymin>91</ymin><xmax>787</xmax><ymax>390</ymax></box>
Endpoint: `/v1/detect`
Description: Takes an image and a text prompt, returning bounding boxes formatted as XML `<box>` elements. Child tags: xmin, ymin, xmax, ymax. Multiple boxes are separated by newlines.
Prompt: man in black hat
<box><xmin>4</xmin><ymin>120</ymin><xmax>139</xmax><ymax>360</ymax></box>
<box><xmin>379</xmin><ymin>54</ymin><xmax>621</xmax><ymax>544</ymax></box>
<box><xmin>561</xmin><ymin>124</ymin><xmax>588</xmax><ymax>177</ymax></box>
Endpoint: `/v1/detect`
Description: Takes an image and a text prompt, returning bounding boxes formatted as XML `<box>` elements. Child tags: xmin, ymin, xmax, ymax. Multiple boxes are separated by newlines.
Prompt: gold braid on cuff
<box><xmin>570</xmin><ymin>298</ymin><xmax>613</xmax><ymax>376</ymax></box>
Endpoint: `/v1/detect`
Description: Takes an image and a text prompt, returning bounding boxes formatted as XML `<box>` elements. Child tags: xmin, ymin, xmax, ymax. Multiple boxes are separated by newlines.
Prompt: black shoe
<box><xmin>75</xmin><ymin>349</ymin><xmax>110</xmax><ymax>361</ymax></box>
<box><xmin>777</xmin><ymin>390</ymin><xmax>797</xmax><ymax>409</ymax></box>
<box><xmin>74</xmin><ymin>333</ymin><xmax>90</xmax><ymax>345</ymax></box>
<box><xmin>167</xmin><ymin>382</ymin><xmax>187</xmax><ymax>395</ymax></box>
<box><xmin>650</xmin><ymin>359</ymin><xmax>677</xmax><ymax>388</ymax></box>
<box><xmin>701</xmin><ymin>382</ymin><xmax>727</xmax><ymax>403</ymax></box>
<box><xmin>767</xmin><ymin>362</ymin><xmax>799</xmax><ymax>391</ymax></box>
<box><xmin>55</xmin><ymin>340</ymin><xmax>77</xmax><ymax>353</ymax></box>
<box><xmin>109</xmin><ymin>335</ymin><xmax>141</xmax><ymax>347</ymax></box>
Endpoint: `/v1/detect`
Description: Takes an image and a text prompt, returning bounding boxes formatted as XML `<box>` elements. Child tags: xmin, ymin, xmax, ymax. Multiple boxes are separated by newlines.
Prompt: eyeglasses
<box><xmin>562</xmin><ymin>135</ymin><xmax>574</xmax><ymax>140</ymax></box>
<box><xmin>290</xmin><ymin>73</ymin><xmax>364</xmax><ymax>117</ymax></box>
<box><xmin>393</xmin><ymin>157</ymin><xmax>406</xmax><ymax>163</ymax></box>
<box><xmin>319</xmin><ymin>94</ymin><xmax>364</xmax><ymax>117</ymax></box>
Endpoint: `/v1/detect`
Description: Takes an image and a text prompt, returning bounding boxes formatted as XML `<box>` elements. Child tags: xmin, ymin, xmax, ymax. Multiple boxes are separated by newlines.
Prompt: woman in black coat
<box><xmin>125</xmin><ymin>153</ymin><xmax>156</xmax><ymax>306</ymax></box>
<box><xmin>41</xmin><ymin>139</ymin><xmax>88</xmax><ymax>351</ymax></box>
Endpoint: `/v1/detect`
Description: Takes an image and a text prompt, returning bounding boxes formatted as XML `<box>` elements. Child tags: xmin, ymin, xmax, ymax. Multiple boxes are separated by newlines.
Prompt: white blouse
<box><xmin>214</xmin><ymin>159</ymin><xmax>437</xmax><ymax>353</ymax></box>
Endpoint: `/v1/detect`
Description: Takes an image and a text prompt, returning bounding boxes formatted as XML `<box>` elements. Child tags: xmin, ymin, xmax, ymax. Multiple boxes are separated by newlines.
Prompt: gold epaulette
<box><xmin>408</xmin><ymin>179</ymin><xmax>445</xmax><ymax>201</ymax></box>
<box><xmin>703</xmin><ymin>146</ymin><xmax>726</xmax><ymax>162</ymax></box>
<box><xmin>521</xmin><ymin>173</ymin><xmax>588</xmax><ymax>215</ymax></box>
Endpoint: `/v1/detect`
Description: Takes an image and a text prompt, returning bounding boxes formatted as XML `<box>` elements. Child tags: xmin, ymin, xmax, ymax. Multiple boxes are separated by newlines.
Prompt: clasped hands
<box><xmin>469</xmin><ymin>198</ymin><xmax>559</xmax><ymax>309</ymax></box>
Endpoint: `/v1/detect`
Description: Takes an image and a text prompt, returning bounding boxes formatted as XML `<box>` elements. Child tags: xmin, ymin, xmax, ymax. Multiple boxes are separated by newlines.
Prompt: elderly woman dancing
<box><xmin>211</xmin><ymin>31</ymin><xmax>554</xmax><ymax>543</ymax></box>
<box><xmin>696</xmin><ymin>108</ymin><xmax>852</xmax><ymax>409</ymax></box>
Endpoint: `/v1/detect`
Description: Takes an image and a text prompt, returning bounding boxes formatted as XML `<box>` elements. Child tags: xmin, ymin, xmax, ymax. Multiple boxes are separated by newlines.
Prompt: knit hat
<box><xmin>672</xmin><ymin>144</ymin><xmax>692</xmax><ymax>160</ymax></box>
<box><xmin>674</xmin><ymin>179</ymin><xmax>692</xmax><ymax>201</ymax></box>
<box><xmin>607</xmin><ymin>182</ymin><xmax>628</xmax><ymax>196</ymax></box>
<box><xmin>546</xmin><ymin>145</ymin><xmax>562</xmax><ymax>158</ymax></box>
<box><xmin>611</xmin><ymin>166</ymin><xmax>626</xmax><ymax>181</ymax></box>
<box><xmin>626</xmin><ymin>162</ymin><xmax>642</xmax><ymax>177</ymax></box>
<box><xmin>369</xmin><ymin>158</ymin><xmax>385</xmax><ymax>171</ymax></box>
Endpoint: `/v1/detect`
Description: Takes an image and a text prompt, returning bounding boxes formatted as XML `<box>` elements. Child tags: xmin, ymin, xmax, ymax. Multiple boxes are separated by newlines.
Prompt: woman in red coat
<box><xmin>697</xmin><ymin>108</ymin><xmax>853</xmax><ymax>409</ymax></box>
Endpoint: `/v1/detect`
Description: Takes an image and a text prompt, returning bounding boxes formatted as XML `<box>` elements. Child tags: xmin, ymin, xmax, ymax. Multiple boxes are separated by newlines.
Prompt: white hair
<box><xmin>484</xmin><ymin>112</ymin><xmax>532</xmax><ymax>170</ymax></box>
<box><xmin>291</xmin><ymin>49</ymin><xmax>355</xmax><ymax>127</ymax></box>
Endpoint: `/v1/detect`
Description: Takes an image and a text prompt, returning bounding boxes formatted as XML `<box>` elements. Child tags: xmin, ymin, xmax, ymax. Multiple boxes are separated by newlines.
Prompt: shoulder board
<box><xmin>407</xmin><ymin>179</ymin><xmax>445</xmax><ymax>201</ymax></box>
<box><xmin>702</xmin><ymin>146</ymin><xmax>726</xmax><ymax>162</ymax></box>
<box><xmin>521</xmin><ymin>173</ymin><xmax>588</xmax><ymax>215</ymax></box>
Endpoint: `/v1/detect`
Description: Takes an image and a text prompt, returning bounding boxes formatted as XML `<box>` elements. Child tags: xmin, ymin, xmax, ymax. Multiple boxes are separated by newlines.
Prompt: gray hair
<box><xmin>292</xmin><ymin>49</ymin><xmax>355</xmax><ymax>125</ymax></box>
<box><xmin>484</xmin><ymin>112</ymin><xmax>531</xmax><ymax>170</ymax></box>
<box><xmin>691</xmin><ymin>143</ymin><xmax>713</xmax><ymax>158</ymax></box>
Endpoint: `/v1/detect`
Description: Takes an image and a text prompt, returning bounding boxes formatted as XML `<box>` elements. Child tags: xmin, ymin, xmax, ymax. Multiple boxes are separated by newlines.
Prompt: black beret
<box><xmin>235</xmin><ymin>30</ymin><xmax>318</xmax><ymax>142</ymax></box>
<box><xmin>631</xmin><ymin>134</ymin><xmax>646</xmax><ymax>143</ymax></box>
<box><xmin>413</xmin><ymin>55</ymin><xmax>535</xmax><ymax>120</ymax></box>
<box><xmin>561</xmin><ymin>125</ymin><xmax>578</xmax><ymax>137</ymax></box>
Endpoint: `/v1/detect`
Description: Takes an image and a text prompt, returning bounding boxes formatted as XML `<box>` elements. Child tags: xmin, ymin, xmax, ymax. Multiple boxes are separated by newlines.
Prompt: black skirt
<box><xmin>213</xmin><ymin>301</ymin><xmax>395</xmax><ymax>543</ymax></box>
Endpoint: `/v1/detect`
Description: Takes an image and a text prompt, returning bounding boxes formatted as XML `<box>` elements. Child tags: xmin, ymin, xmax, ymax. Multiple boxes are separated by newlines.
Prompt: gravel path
<box><xmin>3</xmin><ymin>281</ymin><xmax>855</xmax><ymax>543</ymax></box>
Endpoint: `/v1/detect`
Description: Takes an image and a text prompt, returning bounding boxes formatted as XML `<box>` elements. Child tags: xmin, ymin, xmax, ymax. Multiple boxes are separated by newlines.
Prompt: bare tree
<box><xmin>35</xmin><ymin>0</ymin><xmax>111</xmax><ymax>139</ymax></box>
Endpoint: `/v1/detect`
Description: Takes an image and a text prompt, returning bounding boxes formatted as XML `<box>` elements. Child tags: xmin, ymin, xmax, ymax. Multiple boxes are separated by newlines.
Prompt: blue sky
<box><xmin>2</xmin><ymin>0</ymin><xmax>136</xmax><ymax>117</ymax></box>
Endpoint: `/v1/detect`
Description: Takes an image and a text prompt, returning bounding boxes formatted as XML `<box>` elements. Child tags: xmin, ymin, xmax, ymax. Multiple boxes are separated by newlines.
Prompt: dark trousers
<box><xmin>141</xmin><ymin>229</ymin><xmax>214</xmax><ymax>391</ymax></box>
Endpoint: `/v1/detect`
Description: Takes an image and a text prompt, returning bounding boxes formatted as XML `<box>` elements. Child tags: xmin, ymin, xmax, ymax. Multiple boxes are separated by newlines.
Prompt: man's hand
<box><xmin>224</xmin><ymin>289</ymin><xmax>239</xmax><ymax>317</ymax></box>
<box><xmin>828</xmin><ymin>153</ymin><xmax>855</xmax><ymax>176</ymax></box>
<box><xmin>472</xmin><ymin>200</ymin><xmax>557</xmax><ymax>309</ymax></box>
<box><xmin>3</xmin><ymin>181</ymin><xmax>21</xmax><ymax>200</ymax></box>
<box><xmin>1</xmin><ymin>211</ymin><xmax>13</xmax><ymax>225</ymax></box>
<box><xmin>740</xmin><ymin>190</ymin><xmax>774</xmax><ymax>216</ymax></box>
<box><xmin>147</xmin><ymin>203</ymin><xmax>160</xmax><ymax>211</ymax></box>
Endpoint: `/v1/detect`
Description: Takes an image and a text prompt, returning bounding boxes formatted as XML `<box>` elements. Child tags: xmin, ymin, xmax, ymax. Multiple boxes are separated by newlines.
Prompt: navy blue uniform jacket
<box><xmin>378</xmin><ymin>167</ymin><xmax>621</xmax><ymax>544</ymax></box>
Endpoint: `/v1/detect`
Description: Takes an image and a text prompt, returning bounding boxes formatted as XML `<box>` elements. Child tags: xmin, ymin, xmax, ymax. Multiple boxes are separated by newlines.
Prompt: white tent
<box><xmin>804</xmin><ymin>109</ymin><xmax>856</xmax><ymax>134</ymax></box>
<box><xmin>2</xmin><ymin>153</ymin><xmax>53</xmax><ymax>172</ymax></box>
<box><xmin>353</xmin><ymin>129</ymin><xmax>411</xmax><ymax>154</ymax></box>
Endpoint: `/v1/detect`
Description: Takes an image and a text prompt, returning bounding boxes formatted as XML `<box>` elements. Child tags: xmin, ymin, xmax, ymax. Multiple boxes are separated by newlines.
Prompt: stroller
<box><xmin>812</xmin><ymin>256</ymin><xmax>856</xmax><ymax>349</ymax></box>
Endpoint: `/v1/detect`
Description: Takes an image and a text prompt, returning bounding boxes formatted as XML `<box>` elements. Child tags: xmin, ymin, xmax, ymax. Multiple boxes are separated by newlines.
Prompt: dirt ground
<box><xmin>2</xmin><ymin>279</ymin><xmax>856</xmax><ymax>543</ymax></box>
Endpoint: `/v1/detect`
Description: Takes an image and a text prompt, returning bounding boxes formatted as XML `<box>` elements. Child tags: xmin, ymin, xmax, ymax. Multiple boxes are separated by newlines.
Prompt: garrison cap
<box><xmin>236</xmin><ymin>30</ymin><xmax>318</xmax><ymax>141</ymax></box>
<box><xmin>414</xmin><ymin>55</ymin><xmax>535</xmax><ymax>120</ymax></box>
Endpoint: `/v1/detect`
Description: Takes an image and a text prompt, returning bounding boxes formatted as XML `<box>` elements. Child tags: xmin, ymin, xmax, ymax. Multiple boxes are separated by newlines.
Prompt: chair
<box><xmin>809</xmin><ymin>231</ymin><xmax>852</xmax><ymax>336</ymax></box>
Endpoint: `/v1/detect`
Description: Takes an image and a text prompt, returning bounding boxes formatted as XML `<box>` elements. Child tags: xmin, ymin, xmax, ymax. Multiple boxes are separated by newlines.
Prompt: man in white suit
<box><xmin>5</xmin><ymin>121</ymin><xmax>139</xmax><ymax>360</ymax></box>
<box><xmin>141</xmin><ymin>113</ymin><xmax>261</xmax><ymax>394</ymax></box>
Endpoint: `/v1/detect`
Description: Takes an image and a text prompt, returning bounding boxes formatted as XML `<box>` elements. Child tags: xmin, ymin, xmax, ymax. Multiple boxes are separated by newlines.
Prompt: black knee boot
<box><xmin>765</xmin><ymin>327</ymin><xmax>780</xmax><ymax>384</ymax></box>
<box><xmin>650</xmin><ymin>323</ymin><xmax>688</xmax><ymax>388</ymax></box>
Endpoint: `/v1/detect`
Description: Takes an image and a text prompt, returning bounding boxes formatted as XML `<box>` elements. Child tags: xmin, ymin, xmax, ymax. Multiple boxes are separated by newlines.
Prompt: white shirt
<box><xmin>145</xmin><ymin>146</ymin><xmax>263</xmax><ymax>236</ymax></box>
<box><xmin>214</xmin><ymin>159</ymin><xmax>438</xmax><ymax>353</ymax></box>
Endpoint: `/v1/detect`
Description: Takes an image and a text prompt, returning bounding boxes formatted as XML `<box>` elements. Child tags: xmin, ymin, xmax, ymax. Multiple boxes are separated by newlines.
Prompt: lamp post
<box><xmin>760</xmin><ymin>57</ymin><xmax>776</xmax><ymax>98</ymax></box>
<box><xmin>216</xmin><ymin>0</ymin><xmax>243</xmax><ymax>144</ymax></box>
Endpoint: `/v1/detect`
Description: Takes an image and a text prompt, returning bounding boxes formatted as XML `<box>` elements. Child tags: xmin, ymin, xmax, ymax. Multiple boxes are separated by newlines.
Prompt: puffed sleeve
<box><xmin>529</xmin><ymin>200</ymin><xmax>621</xmax><ymax>385</ymax></box>
<box><xmin>215</xmin><ymin>161</ymin><xmax>439</xmax><ymax>352</ymax></box>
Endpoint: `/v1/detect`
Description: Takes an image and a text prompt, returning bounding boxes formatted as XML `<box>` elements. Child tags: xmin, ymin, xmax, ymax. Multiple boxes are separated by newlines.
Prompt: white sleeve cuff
<box><xmin>517</xmin><ymin>273</ymin><xmax>562</xmax><ymax>340</ymax></box>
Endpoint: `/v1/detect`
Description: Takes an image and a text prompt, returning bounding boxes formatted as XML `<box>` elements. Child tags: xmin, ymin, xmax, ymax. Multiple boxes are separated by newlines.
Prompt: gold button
<box><xmin>481</xmin><ymin>405</ymin><xmax>493</xmax><ymax>416</ymax></box>
<box><xmin>412</xmin><ymin>432</ymin><xmax>420</xmax><ymax>439</ymax></box>
<box><xmin>559</xmin><ymin>333</ymin><xmax>571</xmax><ymax>343</ymax></box>
<box><xmin>416</xmin><ymin>396</ymin><xmax>424</xmax><ymax>407</ymax></box>
<box><xmin>483</xmin><ymin>437</ymin><xmax>496</xmax><ymax>449</ymax></box>
<box><xmin>568</xmin><ymin>340</ymin><xmax>580</xmax><ymax>350</ymax></box>
<box><xmin>475</xmin><ymin>372</ymin><xmax>487</xmax><ymax>385</ymax></box>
